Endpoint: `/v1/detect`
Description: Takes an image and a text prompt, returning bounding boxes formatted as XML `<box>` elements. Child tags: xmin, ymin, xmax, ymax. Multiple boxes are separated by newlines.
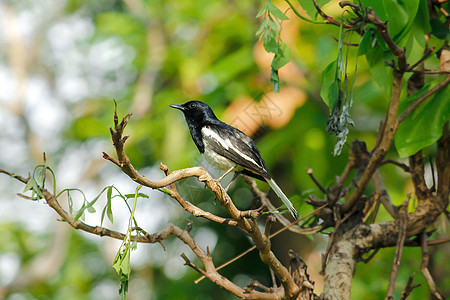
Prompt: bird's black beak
<box><xmin>169</xmin><ymin>104</ymin><xmax>185</xmax><ymax>111</ymax></box>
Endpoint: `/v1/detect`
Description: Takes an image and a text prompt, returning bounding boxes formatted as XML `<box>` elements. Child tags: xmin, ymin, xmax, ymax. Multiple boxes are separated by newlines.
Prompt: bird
<box><xmin>170</xmin><ymin>100</ymin><xmax>298</xmax><ymax>219</ymax></box>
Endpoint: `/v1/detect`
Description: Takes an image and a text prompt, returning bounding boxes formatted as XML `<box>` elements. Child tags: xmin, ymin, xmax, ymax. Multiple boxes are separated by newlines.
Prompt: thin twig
<box><xmin>420</xmin><ymin>232</ymin><xmax>444</xmax><ymax>299</ymax></box>
<box><xmin>408</xmin><ymin>69</ymin><xmax>450</xmax><ymax>74</ymax></box>
<box><xmin>379</xmin><ymin>159</ymin><xmax>410</xmax><ymax>173</ymax></box>
<box><xmin>373</xmin><ymin>171</ymin><xmax>398</xmax><ymax>218</ymax></box>
<box><xmin>400</xmin><ymin>273</ymin><xmax>421</xmax><ymax>300</ymax></box>
<box><xmin>385</xmin><ymin>197</ymin><xmax>410</xmax><ymax>300</ymax></box>
<box><xmin>181</xmin><ymin>253</ymin><xmax>207</xmax><ymax>276</ymax></box>
<box><xmin>404</xmin><ymin>236</ymin><xmax>450</xmax><ymax>247</ymax></box>
<box><xmin>312</xmin><ymin>0</ymin><xmax>354</xmax><ymax>28</ymax></box>
<box><xmin>306</xmin><ymin>168</ymin><xmax>328</xmax><ymax>195</ymax></box>
<box><xmin>398</xmin><ymin>74</ymin><xmax>450</xmax><ymax>123</ymax></box>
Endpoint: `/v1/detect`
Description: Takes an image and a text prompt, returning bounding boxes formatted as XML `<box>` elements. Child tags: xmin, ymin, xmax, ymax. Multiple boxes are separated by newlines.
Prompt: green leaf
<box><xmin>107</xmin><ymin>185</ymin><xmax>112</xmax><ymax>202</ymax></box>
<box><xmin>255</xmin><ymin>21</ymin><xmax>267</xmax><ymax>39</ymax></box>
<box><xmin>125</xmin><ymin>193</ymin><xmax>149</xmax><ymax>199</ymax></box>
<box><xmin>364</xmin><ymin>46</ymin><xmax>394</xmax><ymax>99</ymax></box>
<box><xmin>428</xmin><ymin>35</ymin><xmax>446</xmax><ymax>55</ymax></box>
<box><xmin>101</xmin><ymin>186</ymin><xmax>114</xmax><ymax>225</ymax></box>
<box><xmin>101</xmin><ymin>207</ymin><xmax>107</xmax><ymax>226</ymax></box>
<box><xmin>113</xmin><ymin>246</ymin><xmax>131</xmax><ymax>276</ymax></box>
<box><xmin>267</xmin><ymin>1</ymin><xmax>289</xmax><ymax>20</ymax></box>
<box><xmin>360</xmin><ymin>0</ymin><xmax>420</xmax><ymax>43</ymax></box>
<box><xmin>271</xmin><ymin>42</ymin><xmax>291</xmax><ymax>70</ymax></box>
<box><xmin>256</xmin><ymin>2</ymin><xmax>268</xmax><ymax>18</ymax></box>
<box><xmin>74</xmin><ymin>203</ymin><xmax>86</xmax><ymax>221</ymax></box>
<box><xmin>403</xmin><ymin>2</ymin><xmax>429</xmax><ymax>64</ymax></box>
<box><xmin>68</xmin><ymin>192</ymin><xmax>74</xmax><ymax>214</ymax></box>
<box><xmin>268</xmin><ymin>15</ymin><xmax>278</xmax><ymax>32</ymax></box>
<box><xmin>23</xmin><ymin>178</ymin><xmax>36</xmax><ymax>193</ymax></box>
<box><xmin>414</xmin><ymin>0</ymin><xmax>431</xmax><ymax>34</ymax></box>
<box><xmin>87</xmin><ymin>206</ymin><xmax>96</xmax><ymax>213</ymax></box>
<box><xmin>395</xmin><ymin>78</ymin><xmax>450</xmax><ymax>157</ymax></box>
<box><xmin>36</xmin><ymin>166</ymin><xmax>46</xmax><ymax>186</ymax></box>
<box><xmin>107</xmin><ymin>198</ymin><xmax>114</xmax><ymax>223</ymax></box>
<box><xmin>320</xmin><ymin>60</ymin><xmax>340</xmax><ymax>108</ymax></box>
<box><xmin>430</xmin><ymin>18</ymin><xmax>450</xmax><ymax>40</ymax></box>
<box><xmin>263</xmin><ymin>34</ymin><xmax>278</xmax><ymax>53</ymax></box>
<box><xmin>270</xmin><ymin>68</ymin><xmax>280</xmax><ymax>93</ymax></box>
<box><xmin>23</xmin><ymin>174</ymin><xmax>44</xmax><ymax>199</ymax></box>
<box><xmin>358</xmin><ymin>28</ymin><xmax>375</xmax><ymax>57</ymax></box>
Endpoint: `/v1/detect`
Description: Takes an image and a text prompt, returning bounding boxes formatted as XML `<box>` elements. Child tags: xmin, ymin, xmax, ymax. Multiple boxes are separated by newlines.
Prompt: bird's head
<box><xmin>170</xmin><ymin>101</ymin><xmax>217</xmax><ymax>124</ymax></box>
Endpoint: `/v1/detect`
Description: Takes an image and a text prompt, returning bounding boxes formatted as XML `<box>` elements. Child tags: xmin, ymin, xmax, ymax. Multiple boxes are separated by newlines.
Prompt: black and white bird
<box><xmin>170</xmin><ymin>100</ymin><xmax>298</xmax><ymax>219</ymax></box>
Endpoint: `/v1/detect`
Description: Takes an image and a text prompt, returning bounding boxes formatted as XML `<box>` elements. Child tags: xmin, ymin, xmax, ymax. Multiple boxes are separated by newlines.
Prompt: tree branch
<box><xmin>323</xmin><ymin>126</ymin><xmax>449</xmax><ymax>298</ymax></box>
<box><xmin>420</xmin><ymin>232</ymin><xmax>445</xmax><ymax>299</ymax></box>
<box><xmin>103</xmin><ymin>105</ymin><xmax>307</xmax><ymax>298</ymax></box>
<box><xmin>385</xmin><ymin>198</ymin><xmax>409</xmax><ymax>300</ymax></box>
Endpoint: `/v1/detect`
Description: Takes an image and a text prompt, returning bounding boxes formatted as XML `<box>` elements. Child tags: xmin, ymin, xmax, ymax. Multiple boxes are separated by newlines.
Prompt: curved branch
<box><xmin>104</xmin><ymin>105</ymin><xmax>305</xmax><ymax>298</ymax></box>
<box><xmin>0</xmin><ymin>168</ymin><xmax>287</xmax><ymax>299</ymax></box>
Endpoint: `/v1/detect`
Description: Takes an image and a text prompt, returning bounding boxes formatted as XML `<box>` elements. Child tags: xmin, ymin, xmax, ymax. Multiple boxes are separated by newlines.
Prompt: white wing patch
<box><xmin>201</xmin><ymin>127</ymin><xmax>261</xmax><ymax>169</ymax></box>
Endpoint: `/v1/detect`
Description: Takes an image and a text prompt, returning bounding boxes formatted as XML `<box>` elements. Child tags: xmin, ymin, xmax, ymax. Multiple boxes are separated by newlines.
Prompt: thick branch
<box><xmin>342</xmin><ymin>68</ymin><xmax>403</xmax><ymax>212</ymax></box>
<box><xmin>323</xmin><ymin>126</ymin><xmax>449</xmax><ymax>299</ymax></box>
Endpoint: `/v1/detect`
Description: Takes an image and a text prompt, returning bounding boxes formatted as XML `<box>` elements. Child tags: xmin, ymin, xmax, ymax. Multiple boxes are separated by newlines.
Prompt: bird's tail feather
<box><xmin>266</xmin><ymin>178</ymin><xmax>298</xmax><ymax>219</ymax></box>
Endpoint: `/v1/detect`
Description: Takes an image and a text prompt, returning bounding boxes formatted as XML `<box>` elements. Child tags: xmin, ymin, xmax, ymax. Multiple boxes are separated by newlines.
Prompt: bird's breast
<box><xmin>203</xmin><ymin>146</ymin><xmax>242</xmax><ymax>172</ymax></box>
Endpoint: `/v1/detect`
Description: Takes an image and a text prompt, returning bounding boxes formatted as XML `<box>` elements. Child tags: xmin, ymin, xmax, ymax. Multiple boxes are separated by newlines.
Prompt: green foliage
<box><xmin>320</xmin><ymin>25</ymin><xmax>356</xmax><ymax>156</ymax></box>
<box><xmin>360</xmin><ymin>0</ymin><xmax>421</xmax><ymax>42</ymax></box>
<box><xmin>256</xmin><ymin>0</ymin><xmax>291</xmax><ymax>92</ymax></box>
<box><xmin>395</xmin><ymin>79</ymin><xmax>450</xmax><ymax>157</ymax></box>
<box><xmin>112</xmin><ymin>186</ymin><xmax>142</xmax><ymax>300</ymax></box>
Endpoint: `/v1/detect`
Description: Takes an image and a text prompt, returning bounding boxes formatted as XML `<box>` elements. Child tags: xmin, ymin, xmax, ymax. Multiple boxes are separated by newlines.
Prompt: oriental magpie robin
<box><xmin>170</xmin><ymin>100</ymin><xmax>298</xmax><ymax>219</ymax></box>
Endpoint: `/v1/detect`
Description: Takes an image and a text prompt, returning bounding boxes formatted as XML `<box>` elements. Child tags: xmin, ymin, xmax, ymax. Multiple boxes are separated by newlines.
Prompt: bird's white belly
<box><xmin>203</xmin><ymin>147</ymin><xmax>241</xmax><ymax>172</ymax></box>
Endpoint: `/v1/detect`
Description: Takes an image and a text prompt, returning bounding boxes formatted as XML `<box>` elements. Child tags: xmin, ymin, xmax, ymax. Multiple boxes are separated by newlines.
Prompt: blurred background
<box><xmin>0</xmin><ymin>0</ymin><xmax>447</xmax><ymax>299</ymax></box>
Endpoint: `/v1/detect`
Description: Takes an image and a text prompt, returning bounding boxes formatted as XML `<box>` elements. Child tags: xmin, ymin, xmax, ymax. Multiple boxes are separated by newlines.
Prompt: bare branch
<box><xmin>405</xmin><ymin>236</ymin><xmax>450</xmax><ymax>247</ymax></box>
<box><xmin>398</xmin><ymin>74</ymin><xmax>450</xmax><ymax>123</ymax></box>
<box><xmin>372</xmin><ymin>171</ymin><xmax>398</xmax><ymax>218</ymax></box>
<box><xmin>306</xmin><ymin>168</ymin><xmax>328</xmax><ymax>195</ymax></box>
<box><xmin>400</xmin><ymin>273</ymin><xmax>421</xmax><ymax>300</ymax></box>
<box><xmin>385</xmin><ymin>197</ymin><xmax>409</xmax><ymax>300</ymax></box>
<box><xmin>379</xmin><ymin>159</ymin><xmax>410</xmax><ymax>173</ymax></box>
<box><xmin>312</xmin><ymin>0</ymin><xmax>353</xmax><ymax>28</ymax></box>
<box><xmin>420</xmin><ymin>232</ymin><xmax>445</xmax><ymax>299</ymax></box>
<box><xmin>180</xmin><ymin>253</ymin><xmax>207</xmax><ymax>276</ymax></box>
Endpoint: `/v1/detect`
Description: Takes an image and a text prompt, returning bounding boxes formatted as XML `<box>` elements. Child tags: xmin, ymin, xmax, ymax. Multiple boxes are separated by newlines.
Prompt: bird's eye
<box><xmin>189</xmin><ymin>102</ymin><xmax>196</xmax><ymax>109</ymax></box>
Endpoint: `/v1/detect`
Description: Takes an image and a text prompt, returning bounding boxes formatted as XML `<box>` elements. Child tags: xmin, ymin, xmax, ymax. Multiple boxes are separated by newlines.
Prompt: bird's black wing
<box><xmin>201</xmin><ymin>123</ymin><xmax>271</xmax><ymax>179</ymax></box>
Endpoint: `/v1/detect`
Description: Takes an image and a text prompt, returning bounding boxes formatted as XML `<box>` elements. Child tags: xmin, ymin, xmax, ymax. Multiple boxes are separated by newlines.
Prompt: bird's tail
<box><xmin>266</xmin><ymin>178</ymin><xmax>298</xmax><ymax>219</ymax></box>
